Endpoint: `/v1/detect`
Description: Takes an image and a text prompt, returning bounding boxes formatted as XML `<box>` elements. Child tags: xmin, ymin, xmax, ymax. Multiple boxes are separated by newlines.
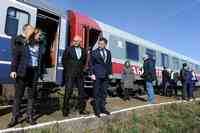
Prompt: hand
<box><xmin>90</xmin><ymin>74</ymin><xmax>96</xmax><ymax>80</ymax></box>
<box><xmin>10</xmin><ymin>72</ymin><xmax>17</xmax><ymax>79</ymax></box>
<box><xmin>108</xmin><ymin>75</ymin><xmax>113</xmax><ymax>79</ymax></box>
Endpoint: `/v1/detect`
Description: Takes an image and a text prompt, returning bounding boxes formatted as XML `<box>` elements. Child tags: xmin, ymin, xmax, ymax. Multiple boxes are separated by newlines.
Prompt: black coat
<box><xmin>11</xmin><ymin>35</ymin><xmax>28</xmax><ymax>77</ymax></box>
<box><xmin>90</xmin><ymin>48</ymin><xmax>112</xmax><ymax>78</ymax></box>
<box><xmin>162</xmin><ymin>69</ymin><xmax>170</xmax><ymax>83</ymax></box>
<box><xmin>180</xmin><ymin>68</ymin><xmax>188</xmax><ymax>83</ymax></box>
<box><xmin>142</xmin><ymin>58</ymin><xmax>156</xmax><ymax>82</ymax></box>
<box><xmin>62</xmin><ymin>46</ymin><xmax>87</xmax><ymax>78</ymax></box>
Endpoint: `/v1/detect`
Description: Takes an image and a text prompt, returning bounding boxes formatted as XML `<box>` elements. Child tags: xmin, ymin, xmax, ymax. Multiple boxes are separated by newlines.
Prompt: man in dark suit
<box><xmin>90</xmin><ymin>37</ymin><xmax>112</xmax><ymax>117</ymax></box>
<box><xmin>162</xmin><ymin>67</ymin><xmax>170</xmax><ymax>96</ymax></box>
<box><xmin>8</xmin><ymin>24</ymin><xmax>35</xmax><ymax>127</ymax></box>
<box><xmin>62</xmin><ymin>36</ymin><xmax>87</xmax><ymax>116</ymax></box>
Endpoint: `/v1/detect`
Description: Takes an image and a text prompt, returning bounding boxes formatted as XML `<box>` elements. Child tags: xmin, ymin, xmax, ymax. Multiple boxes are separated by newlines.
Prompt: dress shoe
<box><xmin>26</xmin><ymin>117</ymin><xmax>37</xmax><ymax>125</ymax></box>
<box><xmin>101</xmin><ymin>110</ymin><xmax>110</xmax><ymax>115</ymax></box>
<box><xmin>7</xmin><ymin>117</ymin><xmax>18</xmax><ymax>128</ymax></box>
<box><xmin>95</xmin><ymin>113</ymin><xmax>101</xmax><ymax>118</ymax></box>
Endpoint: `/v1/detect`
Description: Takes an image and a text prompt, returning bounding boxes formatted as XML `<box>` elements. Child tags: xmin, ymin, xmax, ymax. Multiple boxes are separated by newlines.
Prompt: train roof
<box><xmin>16</xmin><ymin>0</ymin><xmax>66</xmax><ymax>16</ymax></box>
<box><xmin>95</xmin><ymin>20</ymin><xmax>200</xmax><ymax>65</ymax></box>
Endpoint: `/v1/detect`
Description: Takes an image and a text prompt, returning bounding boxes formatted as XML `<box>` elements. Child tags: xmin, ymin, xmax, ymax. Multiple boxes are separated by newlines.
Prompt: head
<box><xmin>34</xmin><ymin>28</ymin><xmax>42</xmax><ymax>41</ymax></box>
<box><xmin>72</xmin><ymin>36</ymin><xmax>82</xmax><ymax>47</ymax></box>
<box><xmin>182</xmin><ymin>63</ymin><xmax>187</xmax><ymax>69</ymax></box>
<box><xmin>124</xmin><ymin>60</ymin><xmax>131</xmax><ymax>68</ymax></box>
<box><xmin>22</xmin><ymin>24</ymin><xmax>34</xmax><ymax>39</ymax></box>
<box><xmin>163</xmin><ymin>66</ymin><xmax>166</xmax><ymax>70</ymax></box>
<box><xmin>98</xmin><ymin>37</ymin><xmax>107</xmax><ymax>49</ymax></box>
<box><xmin>143</xmin><ymin>54</ymin><xmax>149</xmax><ymax>61</ymax></box>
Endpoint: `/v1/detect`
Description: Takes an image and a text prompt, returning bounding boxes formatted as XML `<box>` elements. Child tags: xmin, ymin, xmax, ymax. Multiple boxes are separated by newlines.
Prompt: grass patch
<box><xmin>99</xmin><ymin>102</ymin><xmax>200</xmax><ymax>133</ymax></box>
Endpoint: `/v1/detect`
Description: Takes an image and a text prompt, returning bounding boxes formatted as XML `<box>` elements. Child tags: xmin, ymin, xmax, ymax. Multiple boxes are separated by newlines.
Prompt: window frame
<box><xmin>161</xmin><ymin>53</ymin><xmax>169</xmax><ymax>68</ymax></box>
<box><xmin>146</xmin><ymin>48</ymin><xmax>156</xmax><ymax>60</ymax></box>
<box><xmin>5</xmin><ymin>7</ymin><xmax>31</xmax><ymax>36</ymax></box>
<box><xmin>126</xmin><ymin>41</ymin><xmax>139</xmax><ymax>61</ymax></box>
<box><xmin>172</xmin><ymin>57</ymin><xmax>180</xmax><ymax>70</ymax></box>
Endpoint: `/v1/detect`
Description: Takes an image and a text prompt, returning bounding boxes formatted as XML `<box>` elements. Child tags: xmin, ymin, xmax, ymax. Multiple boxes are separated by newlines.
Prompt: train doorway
<box><xmin>36</xmin><ymin>9</ymin><xmax>60</xmax><ymax>82</ymax></box>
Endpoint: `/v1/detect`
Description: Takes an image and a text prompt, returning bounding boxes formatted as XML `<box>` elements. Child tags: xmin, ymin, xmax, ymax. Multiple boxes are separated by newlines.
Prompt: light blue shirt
<box><xmin>75</xmin><ymin>47</ymin><xmax>82</xmax><ymax>60</ymax></box>
<box><xmin>28</xmin><ymin>45</ymin><xmax>39</xmax><ymax>67</ymax></box>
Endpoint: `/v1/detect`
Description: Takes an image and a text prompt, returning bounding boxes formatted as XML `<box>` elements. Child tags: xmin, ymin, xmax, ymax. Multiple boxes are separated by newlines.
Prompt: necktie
<box><xmin>101</xmin><ymin>49</ymin><xmax>106</xmax><ymax>62</ymax></box>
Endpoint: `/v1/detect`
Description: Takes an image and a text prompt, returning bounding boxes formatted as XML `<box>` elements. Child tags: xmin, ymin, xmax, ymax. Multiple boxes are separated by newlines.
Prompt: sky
<box><xmin>51</xmin><ymin>0</ymin><xmax>200</xmax><ymax>61</ymax></box>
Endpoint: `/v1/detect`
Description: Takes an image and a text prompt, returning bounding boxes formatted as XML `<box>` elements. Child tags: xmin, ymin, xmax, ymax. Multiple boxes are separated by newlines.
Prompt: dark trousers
<box><xmin>187</xmin><ymin>82</ymin><xmax>194</xmax><ymax>99</ymax></box>
<box><xmin>162</xmin><ymin>81</ymin><xmax>169</xmax><ymax>96</ymax></box>
<box><xmin>182</xmin><ymin>81</ymin><xmax>187</xmax><ymax>99</ymax></box>
<box><xmin>93</xmin><ymin>78</ymin><xmax>108</xmax><ymax>114</ymax></box>
<box><xmin>123</xmin><ymin>88</ymin><xmax>130</xmax><ymax>99</ymax></box>
<box><xmin>12</xmin><ymin>67</ymin><xmax>38</xmax><ymax>118</ymax></box>
<box><xmin>170</xmin><ymin>80</ymin><xmax>177</xmax><ymax>96</ymax></box>
<box><xmin>63</xmin><ymin>76</ymin><xmax>86</xmax><ymax>114</ymax></box>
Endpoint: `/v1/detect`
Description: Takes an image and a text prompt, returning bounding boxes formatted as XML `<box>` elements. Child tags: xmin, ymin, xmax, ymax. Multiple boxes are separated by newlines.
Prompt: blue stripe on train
<box><xmin>0</xmin><ymin>36</ymin><xmax>12</xmax><ymax>83</ymax></box>
<box><xmin>0</xmin><ymin>36</ymin><xmax>12</xmax><ymax>61</ymax></box>
<box><xmin>0</xmin><ymin>64</ymin><xmax>13</xmax><ymax>83</ymax></box>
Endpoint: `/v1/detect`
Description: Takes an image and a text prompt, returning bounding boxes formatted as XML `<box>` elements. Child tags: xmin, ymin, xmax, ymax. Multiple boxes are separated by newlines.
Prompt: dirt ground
<box><xmin>0</xmin><ymin>95</ymin><xmax>176</xmax><ymax>130</ymax></box>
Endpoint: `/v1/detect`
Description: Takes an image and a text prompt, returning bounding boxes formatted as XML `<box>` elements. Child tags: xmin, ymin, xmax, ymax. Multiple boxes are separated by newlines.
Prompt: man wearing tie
<box><xmin>90</xmin><ymin>37</ymin><xmax>112</xmax><ymax>117</ymax></box>
<box><xmin>62</xmin><ymin>36</ymin><xmax>87</xmax><ymax>116</ymax></box>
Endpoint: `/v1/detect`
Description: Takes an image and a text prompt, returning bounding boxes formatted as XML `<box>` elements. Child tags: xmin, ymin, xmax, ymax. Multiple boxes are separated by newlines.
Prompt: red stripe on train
<box><xmin>112</xmin><ymin>62</ymin><xmax>162</xmax><ymax>78</ymax></box>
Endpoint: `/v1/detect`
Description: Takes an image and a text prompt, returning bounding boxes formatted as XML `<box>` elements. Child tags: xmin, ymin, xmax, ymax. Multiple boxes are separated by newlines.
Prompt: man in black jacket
<box><xmin>90</xmin><ymin>37</ymin><xmax>112</xmax><ymax>117</ymax></box>
<box><xmin>8</xmin><ymin>24</ymin><xmax>35</xmax><ymax>127</ymax></box>
<box><xmin>162</xmin><ymin>67</ymin><xmax>170</xmax><ymax>96</ymax></box>
<box><xmin>180</xmin><ymin>63</ymin><xmax>188</xmax><ymax>100</ymax></box>
<box><xmin>142</xmin><ymin>54</ymin><xmax>156</xmax><ymax>104</ymax></box>
<box><xmin>62</xmin><ymin>36</ymin><xmax>87</xmax><ymax>116</ymax></box>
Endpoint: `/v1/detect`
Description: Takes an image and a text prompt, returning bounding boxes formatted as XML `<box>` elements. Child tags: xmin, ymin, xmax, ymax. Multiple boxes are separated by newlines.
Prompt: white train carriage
<box><xmin>96</xmin><ymin>20</ymin><xmax>200</xmax><ymax>84</ymax></box>
<box><xmin>0</xmin><ymin>0</ymin><xmax>200</xmax><ymax>96</ymax></box>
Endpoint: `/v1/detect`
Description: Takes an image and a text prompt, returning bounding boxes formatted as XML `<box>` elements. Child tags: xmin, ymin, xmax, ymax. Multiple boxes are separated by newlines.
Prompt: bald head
<box><xmin>72</xmin><ymin>35</ymin><xmax>82</xmax><ymax>47</ymax></box>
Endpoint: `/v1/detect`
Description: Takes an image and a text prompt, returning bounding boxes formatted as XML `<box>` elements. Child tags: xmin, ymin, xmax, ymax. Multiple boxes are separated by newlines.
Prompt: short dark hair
<box><xmin>183</xmin><ymin>63</ymin><xmax>187</xmax><ymax>67</ymax></box>
<box><xmin>22</xmin><ymin>24</ymin><xmax>31</xmax><ymax>32</ymax></box>
<box><xmin>99</xmin><ymin>37</ymin><xmax>108</xmax><ymax>44</ymax></box>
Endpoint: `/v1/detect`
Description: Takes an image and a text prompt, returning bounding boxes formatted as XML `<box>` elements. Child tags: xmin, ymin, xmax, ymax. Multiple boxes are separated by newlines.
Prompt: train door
<box><xmin>82</xmin><ymin>26</ymin><xmax>100</xmax><ymax>49</ymax></box>
<box><xmin>82</xmin><ymin>26</ymin><xmax>101</xmax><ymax>69</ymax></box>
<box><xmin>36</xmin><ymin>9</ymin><xmax>60</xmax><ymax>82</ymax></box>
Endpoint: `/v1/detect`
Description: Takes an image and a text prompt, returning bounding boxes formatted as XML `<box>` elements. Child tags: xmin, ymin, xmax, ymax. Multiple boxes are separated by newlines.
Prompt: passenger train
<box><xmin>0</xmin><ymin>0</ymin><xmax>200</xmax><ymax>93</ymax></box>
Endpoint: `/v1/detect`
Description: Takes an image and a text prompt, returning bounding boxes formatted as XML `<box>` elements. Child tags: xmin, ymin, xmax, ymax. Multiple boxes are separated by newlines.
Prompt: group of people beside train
<box><xmin>121</xmin><ymin>55</ymin><xmax>198</xmax><ymax>103</ymax></box>
<box><xmin>161</xmin><ymin>63</ymin><xmax>198</xmax><ymax>100</ymax></box>
<box><xmin>7</xmin><ymin>24</ymin><xmax>198</xmax><ymax>127</ymax></box>
<box><xmin>8</xmin><ymin>24</ymin><xmax>112</xmax><ymax>127</ymax></box>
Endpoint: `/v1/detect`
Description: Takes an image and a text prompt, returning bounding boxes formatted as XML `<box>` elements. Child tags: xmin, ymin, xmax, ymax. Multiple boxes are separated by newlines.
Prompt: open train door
<box><xmin>68</xmin><ymin>10</ymin><xmax>102</xmax><ymax>96</ymax></box>
<box><xmin>68</xmin><ymin>10</ymin><xmax>102</xmax><ymax>56</ymax></box>
<box><xmin>36</xmin><ymin>9</ymin><xmax>60</xmax><ymax>82</ymax></box>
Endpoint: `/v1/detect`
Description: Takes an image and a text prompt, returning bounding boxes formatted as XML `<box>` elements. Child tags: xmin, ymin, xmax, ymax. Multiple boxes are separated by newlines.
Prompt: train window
<box><xmin>161</xmin><ymin>53</ymin><xmax>169</xmax><ymax>68</ymax></box>
<box><xmin>5</xmin><ymin>7</ymin><xmax>30</xmax><ymax>37</ymax></box>
<box><xmin>172</xmin><ymin>57</ymin><xmax>179</xmax><ymax>70</ymax></box>
<box><xmin>195</xmin><ymin>65</ymin><xmax>199</xmax><ymax>72</ymax></box>
<box><xmin>146</xmin><ymin>48</ymin><xmax>156</xmax><ymax>60</ymax></box>
<box><xmin>126</xmin><ymin>41</ymin><xmax>139</xmax><ymax>61</ymax></box>
<box><xmin>198</xmin><ymin>65</ymin><xmax>200</xmax><ymax>72</ymax></box>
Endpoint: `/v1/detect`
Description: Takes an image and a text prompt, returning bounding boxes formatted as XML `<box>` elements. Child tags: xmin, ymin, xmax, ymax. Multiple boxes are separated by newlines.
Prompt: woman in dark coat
<box><xmin>121</xmin><ymin>60</ymin><xmax>135</xmax><ymax>100</ymax></box>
